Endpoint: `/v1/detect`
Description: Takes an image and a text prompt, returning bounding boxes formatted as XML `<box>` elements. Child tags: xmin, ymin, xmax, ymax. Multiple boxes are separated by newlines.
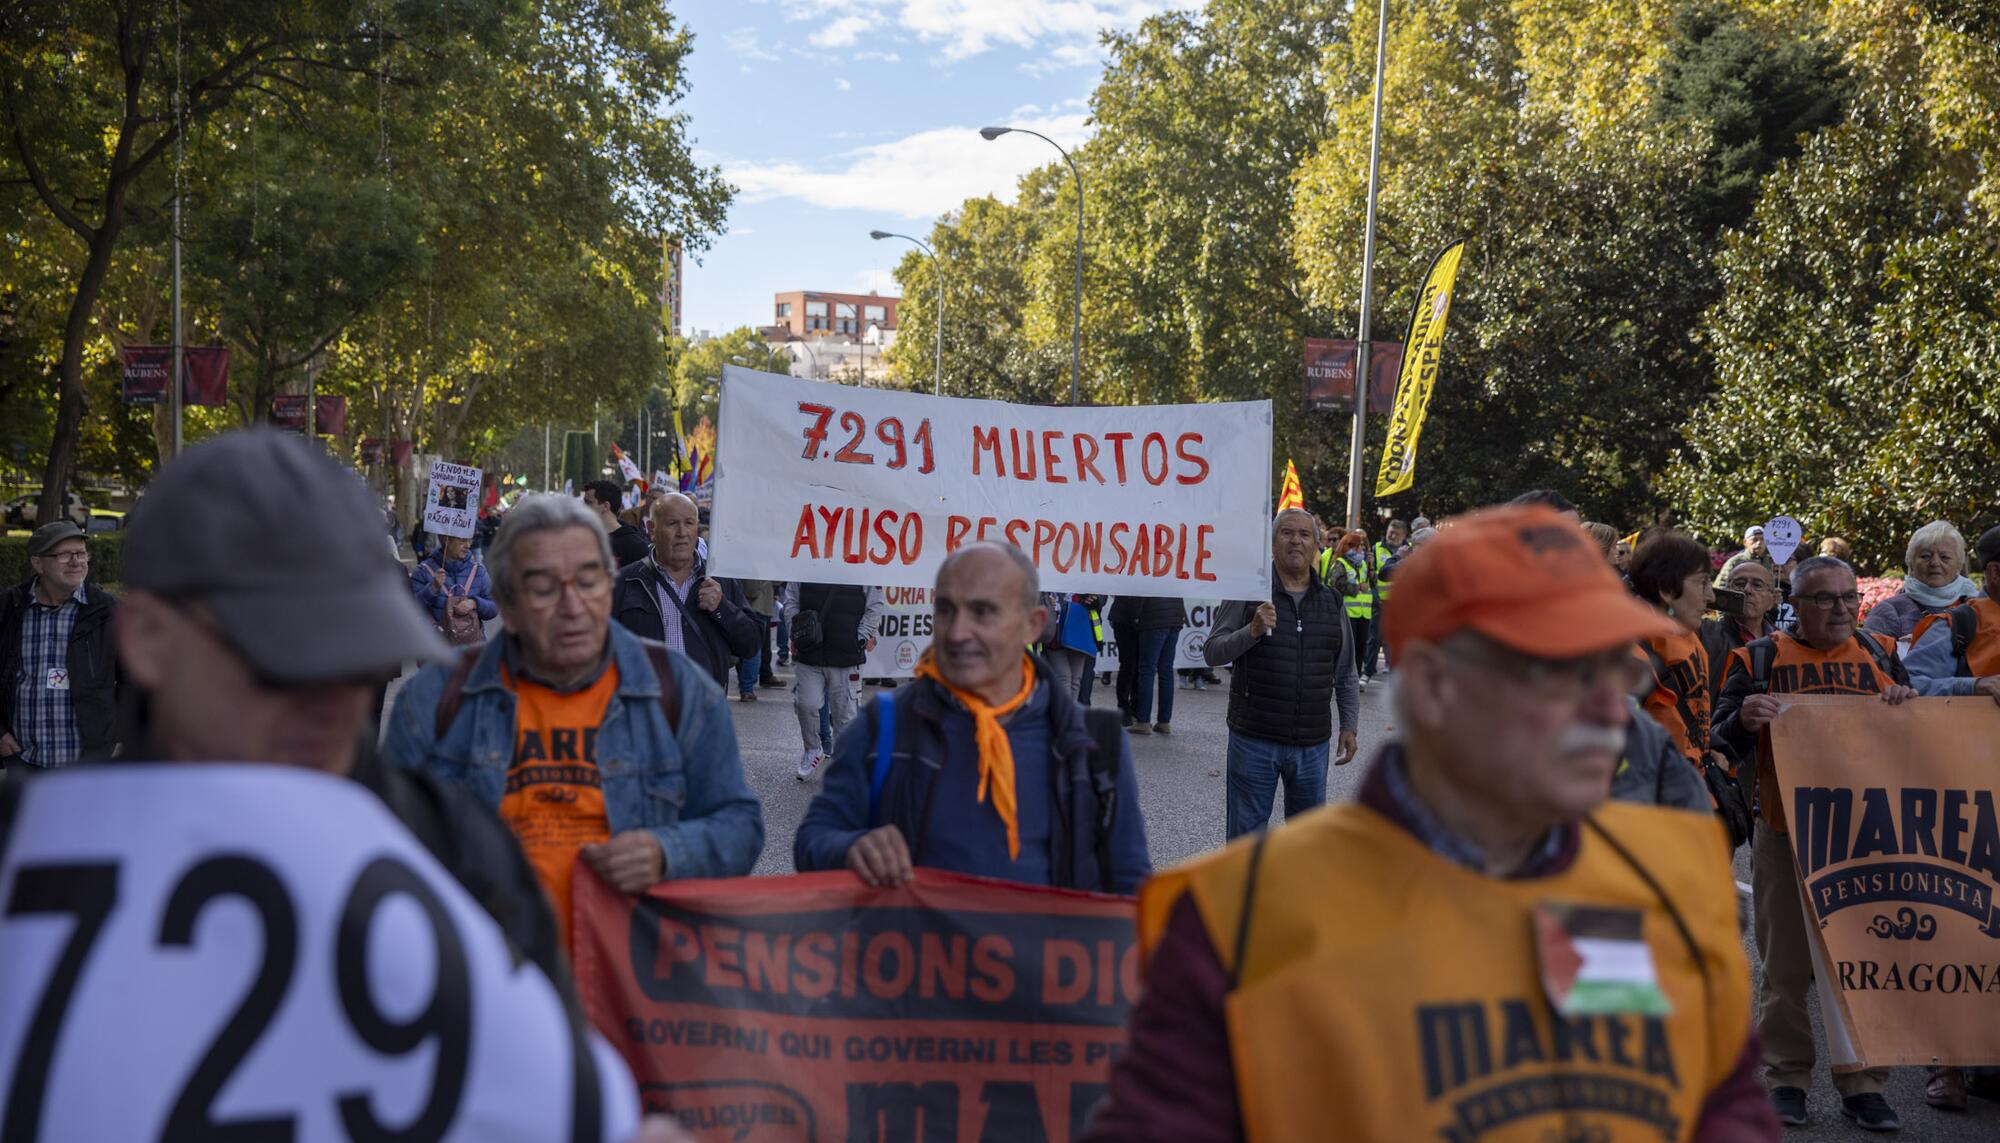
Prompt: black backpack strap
<box><xmin>1746</xmin><ymin>637</ymin><xmax>1778</xmax><ymax>695</ymax></box>
<box><xmin>432</xmin><ymin>647</ymin><xmax>484</xmax><ymax>740</ymax></box>
<box><xmin>1229</xmin><ymin>832</ymin><xmax>1270</xmax><ymax>990</ymax></box>
<box><xmin>1081</xmin><ymin>708</ymin><xmax>1125</xmax><ymax>892</ymax></box>
<box><xmin>1950</xmin><ymin>605</ymin><xmax>1980</xmax><ymax>677</ymax></box>
<box><xmin>640</xmin><ymin>642</ymin><xmax>684</xmax><ymax>735</ymax></box>
<box><xmin>1851</xmin><ymin>631</ymin><xmax>1902</xmax><ymax>686</ymax></box>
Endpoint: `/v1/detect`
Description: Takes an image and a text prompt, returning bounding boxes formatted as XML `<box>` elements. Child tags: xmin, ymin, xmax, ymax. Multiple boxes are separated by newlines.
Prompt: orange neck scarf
<box><xmin>914</xmin><ymin>649</ymin><xmax>1036</xmax><ymax>859</ymax></box>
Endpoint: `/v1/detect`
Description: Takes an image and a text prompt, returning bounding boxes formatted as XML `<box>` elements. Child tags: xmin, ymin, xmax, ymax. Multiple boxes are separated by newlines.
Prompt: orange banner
<box><xmin>1769</xmin><ymin>694</ymin><xmax>2000</xmax><ymax>1068</ymax></box>
<box><xmin>573</xmin><ymin>868</ymin><xmax>1138</xmax><ymax>1141</ymax></box>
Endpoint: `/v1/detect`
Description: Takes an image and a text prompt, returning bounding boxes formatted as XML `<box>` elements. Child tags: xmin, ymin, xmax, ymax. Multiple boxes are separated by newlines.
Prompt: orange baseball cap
<box><xmin>1382</xmin><ymin>504</ymin><xmax>1677</xmax><ymax>661</ymax></box>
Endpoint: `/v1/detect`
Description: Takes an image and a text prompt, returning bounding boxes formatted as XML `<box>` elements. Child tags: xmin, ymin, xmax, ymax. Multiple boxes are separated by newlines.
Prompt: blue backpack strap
<box><xmin>867</xmin><ymin>691</ymin><xmax>896</xmax><ymax>827</ymax></box>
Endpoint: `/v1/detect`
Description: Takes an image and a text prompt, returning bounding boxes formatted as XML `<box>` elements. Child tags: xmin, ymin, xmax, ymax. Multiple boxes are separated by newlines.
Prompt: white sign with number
<box><xmin>0</xmin><ymin>766</ymin><xmax>638</xmax><ymax>1142</ymax></box>
<box><xmin>709</xmin><ymin>367</ymin><xmax>1273</xmax><ymax>599</ymax></box>
<box><xmin>424</xmin><ymin>461</ymin><xmax>482</xmax><ymax>539</ymax></box>
<box><xmin>1763</xmin><ymin>515</ymin><xmax>1803</xmax><ymax>566</ymax></box>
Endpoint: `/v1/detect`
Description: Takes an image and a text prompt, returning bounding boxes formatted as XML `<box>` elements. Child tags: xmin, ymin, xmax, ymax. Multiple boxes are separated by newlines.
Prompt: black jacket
<box><xmin>611</xmin><ymin>558</ymin><xmax>761</xmax><ymax>689</ymax></box>
<box><xmin>795</xmin><ymin>583</ymin><xmax>869</xmax><ymax>669</ymax></box>
<box><xmin>0</xmin><ymin>578</ymin><xmax>120</xmax><ymax>760</ymax></box>
<box><xmin>1204</xmin><ymin>566</ymin><xmax>1358</xmax><ymax>746</ymax></box>
<box><xmin>608</xmin><ymin>523</ymin><xmax>650</xmax><ymax>569</ymax></box>
<box><xmin>1120</xmin><ymin>595</ymin><xmax>1187</xmax><ymax>631</ymax></box>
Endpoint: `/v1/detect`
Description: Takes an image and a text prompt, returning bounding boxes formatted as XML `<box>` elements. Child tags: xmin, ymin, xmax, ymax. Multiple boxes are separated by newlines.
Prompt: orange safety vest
<box><xmin>1138</xmin><ymin>801</ymin><xmax>1750</xmax><ymax>1143</ymax></box>
<box><xmin>1720</xmin><ymin>630</ymin><xmax>1901</xmax><ymax>833</ymax></box>
<box><xmin>1636</xmin><ymin>630</ymin><xmax>1710</xmax><ymax>769</ymax></box>
<box><xmin>1909</xmin><ymin>596</ymin><xmax>2000</xmax><ymax>679</ymax></box>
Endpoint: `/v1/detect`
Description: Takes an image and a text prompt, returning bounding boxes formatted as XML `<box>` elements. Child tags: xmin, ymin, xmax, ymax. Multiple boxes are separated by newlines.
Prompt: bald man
<box><xmin>610</xmin><ymin>493</ymin><xmax>760</xmax><ymax>689</ymax></box>
<box><xmin>794</xmin><ymin>543</ymin><xmax>1151</xmax><ymax>893</ymax></box>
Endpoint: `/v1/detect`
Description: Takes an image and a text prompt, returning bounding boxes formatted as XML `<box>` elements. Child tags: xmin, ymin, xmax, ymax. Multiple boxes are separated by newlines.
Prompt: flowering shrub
<box><xmin>1857</xmin><ymin>577</ymin><xmax>1903</xmax><ymax>622</ymax></box>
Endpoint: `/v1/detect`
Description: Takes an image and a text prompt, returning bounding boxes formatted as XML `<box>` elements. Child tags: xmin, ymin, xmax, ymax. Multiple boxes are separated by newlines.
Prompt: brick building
<box><xmin>769</xmin><ymin>290</ymin><xmax>898</xmax><ymax>340</ymax></box>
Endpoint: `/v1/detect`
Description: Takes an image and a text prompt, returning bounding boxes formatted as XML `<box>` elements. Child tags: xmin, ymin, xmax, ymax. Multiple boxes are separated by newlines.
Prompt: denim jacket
<box><xmin>384</xmin><ymin>623</ymin><xmax>764</xmax><ymax>879</ymax></box>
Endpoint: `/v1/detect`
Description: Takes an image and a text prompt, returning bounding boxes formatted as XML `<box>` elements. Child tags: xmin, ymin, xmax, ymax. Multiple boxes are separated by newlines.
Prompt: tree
<box><xmin>0</xmin><ymin>0</ymin><xmax>495</xmax><ymax>524</ymax></box>
<box><xmin>671</xmin><ymin>328</ymin><xmax>790</xmax><ymax>423</ymax></box>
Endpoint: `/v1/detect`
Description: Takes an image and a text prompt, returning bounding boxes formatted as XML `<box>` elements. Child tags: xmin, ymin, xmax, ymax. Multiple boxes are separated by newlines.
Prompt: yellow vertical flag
<box><xmin>1375</xmin><ymin>241</ymin><xmax>1466</xmax><ymax>498</ymax></box>
<box><xmin>670</xmin><ymin>408</ymin><xmax>689</xmax><ymax>477</ymax></box>
<box><xmin>1278</xmin><ymin>460</ymin><xmax>1305</xmax><ymax>512</ymax></box>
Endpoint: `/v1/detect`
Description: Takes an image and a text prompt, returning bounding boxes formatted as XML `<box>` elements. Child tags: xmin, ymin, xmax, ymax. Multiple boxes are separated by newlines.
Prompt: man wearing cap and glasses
<box><xmin>1</xmin><ymin>521</ymin><xmax>120</xmax><ymax>771</ymax></box>
<box><xmin>1086</xmin><ymin>505</ymin><xmax>1775</xmax><ymax>1141</ymax></box>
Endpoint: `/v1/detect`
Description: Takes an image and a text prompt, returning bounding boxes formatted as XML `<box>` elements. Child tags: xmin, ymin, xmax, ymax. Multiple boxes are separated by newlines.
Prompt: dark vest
<box><xmin>797</xmin><ymin>583</ymin><xmax>866</xmax><ymax>668</ymax></box>
<box><xmin>1226</xmin><ymin>572</ymin><xmax>1348</xmax><ymax>746</ymax></box>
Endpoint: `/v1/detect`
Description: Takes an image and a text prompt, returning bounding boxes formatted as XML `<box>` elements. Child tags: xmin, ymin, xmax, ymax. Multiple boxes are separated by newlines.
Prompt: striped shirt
<box><xmin>11</xmin><ymin>583</ymin><xmax>86</xmax><ymax>768</ymax></box>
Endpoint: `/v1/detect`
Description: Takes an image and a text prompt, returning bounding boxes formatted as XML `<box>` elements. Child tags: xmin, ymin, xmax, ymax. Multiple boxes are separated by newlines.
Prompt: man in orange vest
<box><xmin>1710</xmin><ymin>556</ymin><xmax>1918</xmax><ymax>1131</ymax></box>
<box><xmin>1086</xmin><ymin>505</ymin><xmax>1776</xmax><ymax>1142</ymax></box>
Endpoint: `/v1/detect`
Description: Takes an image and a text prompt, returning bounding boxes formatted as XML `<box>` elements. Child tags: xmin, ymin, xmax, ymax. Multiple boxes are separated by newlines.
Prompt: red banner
<box><xmin>119</xmin><ymin>345</ymin><xmax>230</xmax><ymax>406</ymax></box>
<box><xmin>574</xmin><ymin>868</ymin><xmax>1138</xmax><ymax>1142</ymax></box>
<box><xmin>1303</xmin><ymin>337</ymin><xmax>1401</xmax><ymax>414</ymax></box>
<box><xmin>270</xmin><ymin>394</ymin><xmax>347</xmax><ymax>435</ymax></box>
<box><xmin>359</xmin><ymin>438</ymin><xmax>386</xmax><ymax>465</ymax></box>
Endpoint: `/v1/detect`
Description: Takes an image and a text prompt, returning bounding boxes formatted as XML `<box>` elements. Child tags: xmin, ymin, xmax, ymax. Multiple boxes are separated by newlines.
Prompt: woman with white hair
<box><xmin>1862</xmin><ymin>520</ymin><xmax>1978</xmax><ymax>643</ymax></box>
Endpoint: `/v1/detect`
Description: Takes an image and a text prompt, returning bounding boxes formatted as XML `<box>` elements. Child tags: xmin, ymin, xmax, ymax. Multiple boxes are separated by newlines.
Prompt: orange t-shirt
<box><xmin>500</xmin><ymin>662</ymin><xmax>618</xmax><ymax>940</ymax></box>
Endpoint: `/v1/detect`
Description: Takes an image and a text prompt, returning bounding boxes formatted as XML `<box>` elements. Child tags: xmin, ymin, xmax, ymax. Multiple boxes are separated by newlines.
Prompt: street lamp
<box><xmin>794</xmin><ymin>339</ymin><xmax>820</xmax><ymax>379</ymax></box>
<box><xmin>980</xmin><ymin>125</ymin><xmax>1083</xmax><ymax>405</ymax></box>
<box><xmin>870</xmin><ymin>229</ymin><xmax>945</xmax><ymax>396</ymax></box>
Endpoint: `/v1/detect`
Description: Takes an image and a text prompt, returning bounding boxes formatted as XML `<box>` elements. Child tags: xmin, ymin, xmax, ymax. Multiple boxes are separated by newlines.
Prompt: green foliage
<box><xmin>0</xmin><ymin>533</ymin><xmax>122</xmax><ymax>589</ymax></box>
<box><xmin>671</xmin><ymin>328</ymin><xmax>790</xmax><ymax>421</ymax></box>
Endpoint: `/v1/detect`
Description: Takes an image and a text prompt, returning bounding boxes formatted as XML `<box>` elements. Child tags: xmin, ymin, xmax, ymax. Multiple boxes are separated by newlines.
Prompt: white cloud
<box><xmin>810</xmin><ymin>14</ymin><xmax>872</xmax><ymax>48</ymax></box>
<box><xmin>722</xmin><ymin>27</ymin><xmax>781</xmax><ymax>62</ymax></box>
<box><xmin>855</xmin><ymin>50</ymin><xmax>901</xmax><ymax>62</ymax></box>
<box><xmin>725</xmin><ymin>112</ymin><xmax>1093</xmax><ymax>219</ymax></box>
<box><xmin>896</xmin><ymin>1</ymin><xmax>1169</xmax><ymax>61</ymax></box>
<box><xmin>835</xmin><ymin>77</ymin><xmax>852</xmax><ymax>91</ymax></box>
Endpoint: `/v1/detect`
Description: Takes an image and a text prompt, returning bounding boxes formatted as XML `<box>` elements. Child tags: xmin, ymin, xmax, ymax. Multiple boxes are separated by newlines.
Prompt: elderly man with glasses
<box><xmin>389</xmin><ymin>494</ymin><xmax>763</xmax><ymax>941</ymax></box>
<box><xmin>0</xmin><ymin>520</ymin><xmax>119</xmax><ymax>770</ymax></box>
<box><xmin>1711</xmin><ymin>555</ymin><xmax>1918</xmax><ymax>1132</ymax></box>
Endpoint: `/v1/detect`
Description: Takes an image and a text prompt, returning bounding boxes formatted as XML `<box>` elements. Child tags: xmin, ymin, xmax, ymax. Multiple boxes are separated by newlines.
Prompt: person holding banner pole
<box><xmin>1711</xmin><ymin>556</ymin><xmax>1917</xmax><ymax>1131</ymax></box>
<box><xmin>794</xmin><ymin>542</ymin><xmax>1150</xmax><ymax>893</ymax></box>
<box><xmin>1088</xmin><ymin>505</ymin><xmax>1775</xmax><ymax>1141</ymax></box>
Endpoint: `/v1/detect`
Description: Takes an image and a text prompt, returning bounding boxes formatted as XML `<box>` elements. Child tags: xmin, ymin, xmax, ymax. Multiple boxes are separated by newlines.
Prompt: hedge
<box><xmin>0</xmin><ymin>533</ymin><xmax>124</xmax><ymax>590</ymax></box>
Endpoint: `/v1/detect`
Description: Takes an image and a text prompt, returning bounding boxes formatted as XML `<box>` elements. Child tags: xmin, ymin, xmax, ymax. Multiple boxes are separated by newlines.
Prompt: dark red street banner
<box><xmin>270</xmin><ymin>393</ymin><xmax>347</xmax><ymax>435</ymax></box>
<box><xmin>574</xmin><ymin>868</ymin><xmax>1139</xmax><ymax>1142</ymax></box>
<box><xmin>119</xmin><ymin>345</ymin><xmax>229</xmax><ymax>406</ymax></box>
<box><xmin>1303</xmin><ymin>337</ymin><xmax>1402</xmax><ymax>414</ymax></box>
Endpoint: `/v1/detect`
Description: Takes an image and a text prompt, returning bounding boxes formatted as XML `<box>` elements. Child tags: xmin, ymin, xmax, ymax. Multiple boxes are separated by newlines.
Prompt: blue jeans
<box><xmin>1134</xmin><ymin>626</ymin><xmax>1180</xmax><ymax>725</ymax></box>
<box><xmin>736</xmin><ymin>645</ymin><xmax>762</xmax><ymax>697</ymax></box>
<box><xmin>1225</xmin><ymin>732</ymin><xmax>1330</xmax><ymax>840</ymax></box>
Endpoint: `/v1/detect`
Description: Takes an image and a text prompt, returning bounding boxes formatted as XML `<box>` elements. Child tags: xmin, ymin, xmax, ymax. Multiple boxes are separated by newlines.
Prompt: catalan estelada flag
<box><xmin>1278</xmin><ymin>460</ymin><xmax>1304</xmax><ymax>512</ymax></box>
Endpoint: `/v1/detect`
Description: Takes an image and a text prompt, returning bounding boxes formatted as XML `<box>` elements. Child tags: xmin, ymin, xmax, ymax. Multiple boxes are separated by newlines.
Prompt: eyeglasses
<box><xmin>1450</xmin><ymin>637</ymin><xmax>1651</xmax><ymax>700</ymax></box>
<box><xmin>516</xmin><ymin>566</ymin><xmax>611</xmax><ymax>609</ymax></box>
<box><xmin>1797</xmin><ymin>591</ymin><xmax>1861</xmax><ymax>611</ymax></box>
<box><xmin>42</xmin><ymin>550</ymin><xmax>89</xmax><ymax>564</ymax></box>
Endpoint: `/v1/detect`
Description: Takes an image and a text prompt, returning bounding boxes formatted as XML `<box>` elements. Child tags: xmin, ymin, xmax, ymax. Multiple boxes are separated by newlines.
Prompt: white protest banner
<box><xmin>863</xmin><ymin>585</ymin><xmax>935</xmax><ymax>677</ymax></box>
<box><xmin>708</xmin><ymin>367</ymin><xmax>1273</xmax><ymax>599</ymax></box>
<box><xmin>424</xmin><ymin>460</ymin><xmax>481</xmax><ymax>539</ymax></box>
<box><xmin>0</xmin><ymin>766</ymin><xmax>639</xmax><ymax>1142</ymax></box>
<box><xmin>1764</xmin><ymin>515</ymin><xmax>1803</xmax><ymax>566</ymax></box>
<box><xmin>1094</xmin><ymin>598</ymin><xmax>1219</xmax><ymax>674</ymax></box>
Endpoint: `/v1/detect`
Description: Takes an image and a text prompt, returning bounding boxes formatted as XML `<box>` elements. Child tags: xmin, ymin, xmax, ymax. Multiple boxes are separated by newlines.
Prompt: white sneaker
<box><xmin>795</xmin><ymin>748</ymin><xmax>825</xmax><ymax>782</ymax></box>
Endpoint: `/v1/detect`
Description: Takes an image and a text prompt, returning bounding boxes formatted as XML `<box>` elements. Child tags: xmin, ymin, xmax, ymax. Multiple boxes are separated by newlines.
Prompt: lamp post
<box><xmin>870</xmin><ymin>230</ymin><xmax>944</xmax><ymax>395</ymax></box>
<box><xmin>980</xmin><ymin>125</ymin><xmax>1083</xmax><ymax>405</ymax></box>
<box><xmin>1346</xmin><ymin>0</ymin><xmax>1390</xmax><ymax>531</ymax></box>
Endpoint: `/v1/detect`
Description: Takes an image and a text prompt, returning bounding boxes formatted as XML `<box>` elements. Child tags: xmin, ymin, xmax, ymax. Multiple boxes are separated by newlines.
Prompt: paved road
<box><xmin>726</xmin><ymin>664</ymin><xmax>1997</xmax><ymax>1141</ymax></box>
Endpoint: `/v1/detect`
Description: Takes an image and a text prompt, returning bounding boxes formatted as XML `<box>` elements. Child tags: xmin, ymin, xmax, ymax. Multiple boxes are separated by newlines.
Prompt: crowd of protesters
<box><xmin>6</xmin><ymin>426</ymin><xmax>1998</xmax><ymax>1140</ymax></box>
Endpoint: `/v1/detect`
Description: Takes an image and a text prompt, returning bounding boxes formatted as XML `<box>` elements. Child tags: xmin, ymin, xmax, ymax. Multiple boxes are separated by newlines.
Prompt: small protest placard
<box><xmin>1764</xmin><ymin>515</ymin><xmax>1803</xmax><ymax>565</ymax></box>
<box><xmin>425</xmin><ymin>461</ymin><xmax>482</xmax><ymax>538</ymax></box>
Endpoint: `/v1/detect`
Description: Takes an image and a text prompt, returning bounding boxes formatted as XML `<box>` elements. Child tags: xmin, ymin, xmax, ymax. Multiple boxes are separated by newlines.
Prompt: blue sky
<box><xmin>670</xmin><ymin>0</ymin><xmax>1174</xmax><ymax>337</ymax></box>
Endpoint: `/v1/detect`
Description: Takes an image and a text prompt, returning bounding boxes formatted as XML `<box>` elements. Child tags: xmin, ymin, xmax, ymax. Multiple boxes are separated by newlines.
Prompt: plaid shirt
<box><xmin>1377</xmin><ymin>746</ymin><xmax>1569</xmax><ymax>876</ymax></box>
<box><xmin>10</xmin><ymin>583</ymin><xmax>86</xmax><ymax>768</ymax></box>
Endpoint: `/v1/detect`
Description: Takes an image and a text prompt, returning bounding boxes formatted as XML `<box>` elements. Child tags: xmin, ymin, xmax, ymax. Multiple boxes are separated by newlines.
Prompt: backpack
<box><xmin>865</xmin><ymin>692</ymin><xmax>1127</xmax><ymax>892</ymax></box>
<box><xmin>437</xmin><ymin>563</ymin><xmax>485</xmax><ymax>646</ymax></box>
